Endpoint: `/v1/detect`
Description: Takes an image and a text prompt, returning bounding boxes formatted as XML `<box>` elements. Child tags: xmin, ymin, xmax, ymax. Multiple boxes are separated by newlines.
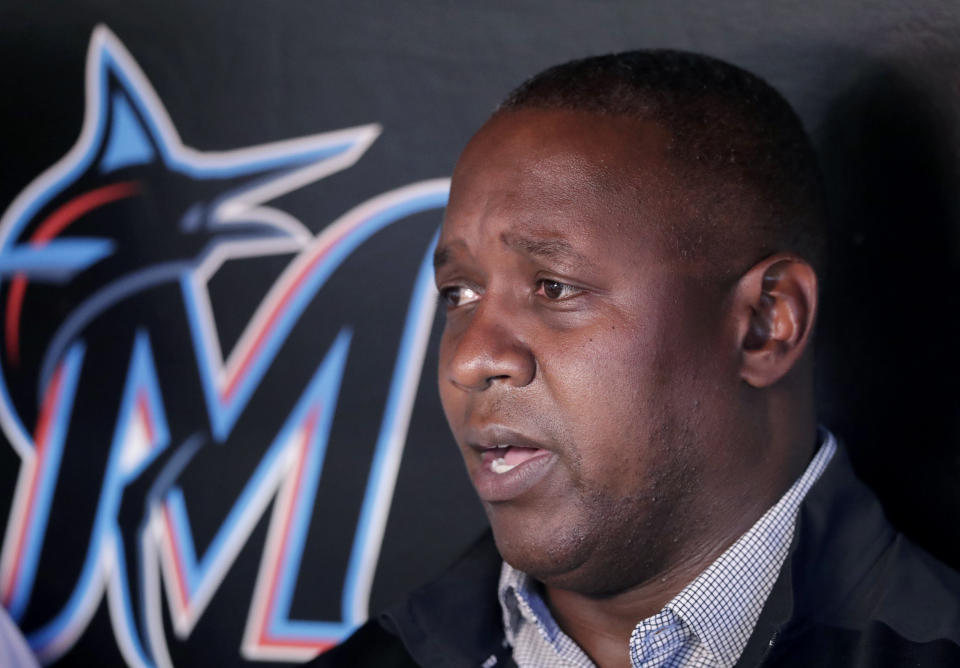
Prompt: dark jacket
<box><xmin>314</xmin><ymin>447</ymin><xmax>960</xmax><ymax>667</ymax></box>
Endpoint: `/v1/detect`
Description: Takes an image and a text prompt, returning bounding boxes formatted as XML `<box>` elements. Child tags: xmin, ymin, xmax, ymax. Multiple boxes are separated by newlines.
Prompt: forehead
<box><xmin>441</xmin><ymin>110</ymin><xmax>678</xmax><ymax>257</ymax></box>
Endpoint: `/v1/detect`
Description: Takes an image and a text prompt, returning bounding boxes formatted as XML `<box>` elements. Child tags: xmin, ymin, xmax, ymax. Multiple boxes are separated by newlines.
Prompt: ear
<box><xmin>735</xmin><ymin>253</ymin><xmax>818</xmax><ymax>388</ymax></box>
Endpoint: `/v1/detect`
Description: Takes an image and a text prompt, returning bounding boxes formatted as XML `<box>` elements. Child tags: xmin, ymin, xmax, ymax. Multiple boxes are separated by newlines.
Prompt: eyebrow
<box><xmin>500</xmin><ymin>232</ymin><xmax>593</xmax><ymax>267</ymax></box>
<box><xmin>432</xmin><ymin>232</ymin><xmax>594</xmax><ymax>270</ymax></box>
<box><xmin>433</xmin><ymin>240</ymin><xmax>463</xmax><ymax>270</ymax></box>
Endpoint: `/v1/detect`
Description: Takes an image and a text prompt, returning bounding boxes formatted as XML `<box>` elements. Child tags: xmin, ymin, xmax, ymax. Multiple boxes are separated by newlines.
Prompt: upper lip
<box><xmin>462</xmin><ymin>425</ymin><xmax>552</xmax><ymax>453</ymax></box>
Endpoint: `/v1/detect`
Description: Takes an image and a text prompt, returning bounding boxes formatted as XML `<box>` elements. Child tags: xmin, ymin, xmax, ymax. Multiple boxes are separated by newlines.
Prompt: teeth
<box><xmin>491</xmin><ymin>457</ymin><xmax>518</xmax><ymax>474</ymax></box>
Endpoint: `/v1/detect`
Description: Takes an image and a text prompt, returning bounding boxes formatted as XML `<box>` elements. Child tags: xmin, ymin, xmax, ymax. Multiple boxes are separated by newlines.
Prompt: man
<box><xmin>317</xmin><ymin>51</ymin><xmax>960</xmax><ymax>666</ymax></box>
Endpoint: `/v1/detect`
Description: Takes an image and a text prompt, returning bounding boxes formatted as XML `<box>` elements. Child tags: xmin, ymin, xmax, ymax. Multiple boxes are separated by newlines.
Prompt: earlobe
<box><xmin>737</xmin><ymin>254</ymin><xmax>818</xmax><ymax>388</ymax></box>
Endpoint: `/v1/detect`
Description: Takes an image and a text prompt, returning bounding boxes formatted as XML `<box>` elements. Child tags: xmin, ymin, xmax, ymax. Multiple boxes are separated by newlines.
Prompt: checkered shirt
<box><xmin>498</xmin><ymin>430</ymin><xmax>837</xmax><ymax>668</ymax></box>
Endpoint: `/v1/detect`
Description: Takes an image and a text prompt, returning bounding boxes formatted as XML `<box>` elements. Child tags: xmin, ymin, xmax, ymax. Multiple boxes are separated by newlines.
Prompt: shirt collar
<box><xmin>666</xmin><ymin>430</ymin><xmax>836</xmax><ymax>664</ymax></box>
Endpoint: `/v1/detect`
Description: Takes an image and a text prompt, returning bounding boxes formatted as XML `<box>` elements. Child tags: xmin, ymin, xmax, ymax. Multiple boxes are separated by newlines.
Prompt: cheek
<box><xmin>436</xmin><ymin>332</ymin><xmax>460</xmax><ymax>420</ymax></box>
<box><xmin>545</xmin><ymin>327</ymin><xmax>656</xmax><ymax>448</ymax></box>
<box><xmin>544</xmin><ymin>319</ymin><xmax>702</xmax><ymax>484</ymax></box>
<box><xmin>437</xmin><ymin>332</ymin><xmax>451</xmax><ymax>380</ymax></box>
<box><xmin>562</xmin><ymin>324</ymin><xmax>658</xmax><ymax>400</ymax></box>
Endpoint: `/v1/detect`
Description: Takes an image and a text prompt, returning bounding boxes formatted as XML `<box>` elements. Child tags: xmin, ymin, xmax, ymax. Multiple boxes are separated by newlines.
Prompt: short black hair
<box><xmin>498</xmin><ymin>50</ymin><xmax>826</xmax><ymax>277</ymax></box>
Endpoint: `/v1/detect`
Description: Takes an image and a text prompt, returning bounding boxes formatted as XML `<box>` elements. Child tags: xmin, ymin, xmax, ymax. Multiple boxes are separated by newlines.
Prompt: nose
<box><xmin>442</xmin><ymin>301</ymin><xmax>536</xmax><ymax>392</ymax></box>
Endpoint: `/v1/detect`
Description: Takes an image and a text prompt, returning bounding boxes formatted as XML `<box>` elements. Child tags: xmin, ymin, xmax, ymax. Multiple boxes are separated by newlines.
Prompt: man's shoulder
<box><xmin>868</xmin><ymin>534</ymin><xmax>960</xmax><ymax>640</ymax></box>
<box><xmin>310</xmin><ymin>531</ymin><xmax>509</xmax><ymax>668</ymax></box>
<box><xmin>768</xmin><ymin>536</ymin><xmax>960</xmax><ymax>667</ymax></box>
<box><xmin>757</xmin><ymin>442</ymin><xmax>960</xmax><ymax>666</ymax></box>
<box><xmin>784</xmin><ymin>535</ymin><xmax>960</xmax><ymax>660</ymax></box>
<box><xmin>796</xmin><ymin>444</ymin><xmax>960</xmax><ymax>633</ymax></box>
<box><xmin>769</xmin><ymin>617</ymin><xmax>960</xmax><ymax>668</ymax></box>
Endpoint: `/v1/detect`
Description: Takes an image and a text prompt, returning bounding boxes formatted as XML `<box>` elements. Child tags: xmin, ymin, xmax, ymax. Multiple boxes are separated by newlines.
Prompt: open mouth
<box><xmin>481</xmin><ymin>445</ymin><xmax>547</xmax><ymax>474</ymax></box>
<box><xmin>464</xmin><ymin>429</ymin><xmax>557</xmax><ymax>501</ymax></box>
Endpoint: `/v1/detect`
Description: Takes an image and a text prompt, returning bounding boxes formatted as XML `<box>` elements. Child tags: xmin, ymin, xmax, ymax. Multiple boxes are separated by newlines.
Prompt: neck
<box><xmin>542</xmin><ymin>577</ymin><xmax>688</xmax><ymax>667</ymax></box>
<box><xmin>542</xmin><ymin>525</ymin><xmax>756</xmax><ymax>667</ymax></box>
<box><xmin>543</xmin><ymin>399</ymin><xmax>818</xmax><ymax>667</ymax></box>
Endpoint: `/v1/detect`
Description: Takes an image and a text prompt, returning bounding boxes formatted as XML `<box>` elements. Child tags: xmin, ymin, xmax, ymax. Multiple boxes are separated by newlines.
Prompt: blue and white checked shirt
<box><xmin>498</xmin><ymin>431</ymin><xmax>837</xmax><ymax>668</ymax></box>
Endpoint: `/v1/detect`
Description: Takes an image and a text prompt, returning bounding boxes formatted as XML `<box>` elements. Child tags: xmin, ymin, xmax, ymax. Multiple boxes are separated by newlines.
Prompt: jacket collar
<box><xmin>736</xmin><ymin>442</ymin><xmax>896</xmax><ymax>666</ymax></box>
<box><xmin>381</xmin><ymin>531</ymin><xmax>511</xmax><ymax>667</ymax></box>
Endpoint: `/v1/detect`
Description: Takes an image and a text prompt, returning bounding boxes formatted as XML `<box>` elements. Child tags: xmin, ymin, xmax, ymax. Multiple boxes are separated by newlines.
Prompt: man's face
<box><xmin>435</xmin><ymin>110</ymin><xmax>744</xmax><ymax>595</ymax></box>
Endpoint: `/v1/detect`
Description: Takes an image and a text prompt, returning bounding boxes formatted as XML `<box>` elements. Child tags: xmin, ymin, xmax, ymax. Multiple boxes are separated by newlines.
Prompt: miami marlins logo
<box><xmin>0</xmin><ymin>25</ymin><xmax>448</xmax><ymax>666</ymax></box>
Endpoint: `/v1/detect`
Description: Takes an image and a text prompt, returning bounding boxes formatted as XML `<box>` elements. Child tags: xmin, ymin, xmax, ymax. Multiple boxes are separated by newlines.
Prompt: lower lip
<box><xmin>470</xmin><ymin>450</ymin><xmax>557</xmax><ymax>502</ymax></box>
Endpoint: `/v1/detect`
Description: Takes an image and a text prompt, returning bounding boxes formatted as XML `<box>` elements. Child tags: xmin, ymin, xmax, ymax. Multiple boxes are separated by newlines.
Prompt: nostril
<box><xmin>448</xmin><ymin>372</ymin><xmax>515</xmax><ymax>392</ymax></box>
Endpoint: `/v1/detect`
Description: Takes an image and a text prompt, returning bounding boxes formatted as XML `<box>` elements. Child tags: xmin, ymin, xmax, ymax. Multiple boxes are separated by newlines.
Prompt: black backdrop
<box><xmin>0</xmin><ymin>1</ymin><xmax>957</xmax><ymax>666</ymax></box>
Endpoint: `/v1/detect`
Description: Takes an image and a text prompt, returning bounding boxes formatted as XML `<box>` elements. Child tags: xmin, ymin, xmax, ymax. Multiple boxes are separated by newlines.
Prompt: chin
<box><xmin>486</xmin><ymin>496</ymin><xmax>677</xmax><ymax>597</ymax></box>
<box><xmin>487</xmin><ymin>506</ymin><xmax>596</xmax><ymax>585</ymax></box>
<box><xmin>495</xmin><ymin>532</ymin><xmax>633</xmax><ymax>596</ymax></box>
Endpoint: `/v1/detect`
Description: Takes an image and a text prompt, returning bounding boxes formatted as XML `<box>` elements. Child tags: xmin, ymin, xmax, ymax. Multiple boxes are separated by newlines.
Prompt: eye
<box><xmin>535</xmin><ymin>279</ymin><xmax>582</xmax><ymax>301</ymax></box>
<box><xmin>440</xmin><ymin>285</ymin><xmax>480</xmax><ymax>308</ymax></box>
